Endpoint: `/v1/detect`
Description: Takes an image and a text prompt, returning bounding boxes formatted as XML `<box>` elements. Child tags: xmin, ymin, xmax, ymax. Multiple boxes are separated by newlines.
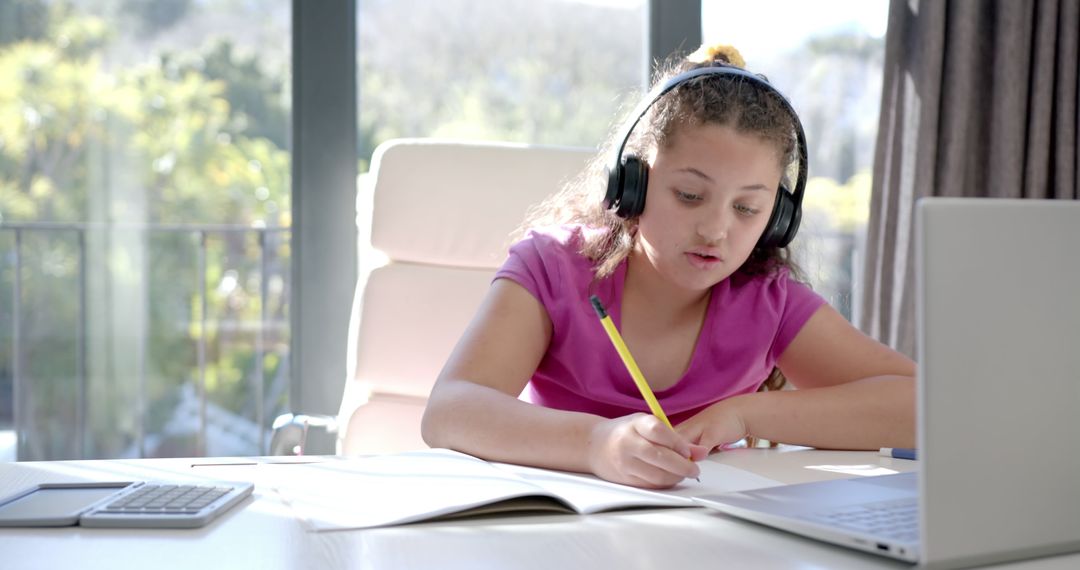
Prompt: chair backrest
<box><xmin>338</xmin><ymin>138</ymin><xmax>594</xmax><ymax>454</ymax></box>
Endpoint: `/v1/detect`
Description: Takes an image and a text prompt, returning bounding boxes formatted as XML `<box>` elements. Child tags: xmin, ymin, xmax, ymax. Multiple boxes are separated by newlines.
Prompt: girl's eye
<box><xmin>675</xmin><ymin>190</ymin><xmax>702</xmax><ymax>203</ymax></box>
<box><xmin>735</xmin><ymin>203</ymin><xmax>761</xmax><ymax>216</ymax></box>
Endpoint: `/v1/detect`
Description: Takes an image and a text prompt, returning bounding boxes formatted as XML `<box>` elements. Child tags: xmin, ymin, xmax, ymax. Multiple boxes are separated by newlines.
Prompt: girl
<box><xmin>421</xmin><ymin>44</ymin><xmax>915</xmax><ymax>489</ymax></box>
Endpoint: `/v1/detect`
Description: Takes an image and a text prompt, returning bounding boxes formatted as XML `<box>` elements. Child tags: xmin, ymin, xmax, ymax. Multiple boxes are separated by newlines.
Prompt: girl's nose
<box><xmin>696</xmin><ymin>206</ymin><xmax>730</xmax><ymax>244</ymax></box>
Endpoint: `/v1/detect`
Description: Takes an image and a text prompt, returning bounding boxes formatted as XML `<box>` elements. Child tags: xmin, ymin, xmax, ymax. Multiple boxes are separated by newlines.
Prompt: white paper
<box><xmin>266</xmin><ymin>449</ymin><xmax>782</xmax><ymax>531</ymax></box>
<box><xmin>265</xmin><ymin>449</ymin><xmax>554</xmax><ymax>531</ymax></box>
<box><xmin>496</xmin><ymin>461</ymin><xmax>783</xmax><ymax>510</ymax></box>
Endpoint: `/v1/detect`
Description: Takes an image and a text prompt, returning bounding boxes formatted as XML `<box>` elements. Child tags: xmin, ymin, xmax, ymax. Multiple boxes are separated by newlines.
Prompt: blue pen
<box><xmin>879</xmin><ymin>447</ymin><xmax>917</xmax><ymax>460</ymax></box>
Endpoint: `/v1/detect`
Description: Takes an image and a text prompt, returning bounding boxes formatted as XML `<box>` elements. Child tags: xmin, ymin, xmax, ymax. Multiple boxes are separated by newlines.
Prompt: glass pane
<box><xmin>0</xmin><ymin>0</ymin><xmax>292</xmax><ymax>459</ymax></box>
<box><xmin>357</xmin><ymin>0</ymin><xmax>646</xmax><ymax>164</ymax></box>
<box><xmin>5</xmin><ymin>231</ymin><xmax>83</xmax><ymax>460</ymax></box>
<box><xmin>703</xmin><ymin>0</ymin><xmax>888</xmax><ymax>320</ymax></box>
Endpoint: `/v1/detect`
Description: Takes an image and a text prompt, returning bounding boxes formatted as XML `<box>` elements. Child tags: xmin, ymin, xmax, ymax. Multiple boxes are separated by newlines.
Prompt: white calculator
<box><xmin>0</xmin><ymin>480</ymin><xmax>254</xmax><ymax>529</ymax></box>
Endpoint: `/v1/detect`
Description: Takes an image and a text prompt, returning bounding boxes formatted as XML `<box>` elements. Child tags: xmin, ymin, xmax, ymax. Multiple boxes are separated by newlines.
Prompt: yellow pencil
<box><xmin>590</xmin><ymin>296</ymin><xmax>698</xmax><ymax>482</ymax></box>
<box><xmin>589</xmin><ymin>295</ymin><xmax>676</xmax><ymax>430</ymax></box>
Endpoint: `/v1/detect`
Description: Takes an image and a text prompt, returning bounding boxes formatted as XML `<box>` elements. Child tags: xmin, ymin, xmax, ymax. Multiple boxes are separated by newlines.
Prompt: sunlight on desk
<box><xmin>4</xmin><ymin>460</ymin><xmax>199</xmax><ymax>485</ymax></box>
<box><xmin>804</xmin><ymin>464</ymin><xmax>898</xmax><ymax>477</ymax></box>
<box><xmin>245</xmin><ymin>491</ymin><xmax>297</xmax><ymax>520</ymax></box>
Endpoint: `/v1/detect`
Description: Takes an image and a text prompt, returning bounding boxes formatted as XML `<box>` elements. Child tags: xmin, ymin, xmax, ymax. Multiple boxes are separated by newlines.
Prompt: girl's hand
<box><xmin>676</xmin><ymin>397</ymin><xmax>750</xmax><ymax>452</ymax></box>
<box><xmin>586</xmin><ymin>413</ymin><xmax>708</xmax><ymax>489</ymax></box>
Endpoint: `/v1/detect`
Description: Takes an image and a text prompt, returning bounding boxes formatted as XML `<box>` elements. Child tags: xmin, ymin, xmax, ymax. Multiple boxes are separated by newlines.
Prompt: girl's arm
<box><xmin>421</xmin><ymin>278</ymin><xmax>703</xmax><ymax>488</ymax></box>
<box><xmin>678</xmin><ymin>304</ymin><xmax>916</xmax><ymax>450</ymax></box>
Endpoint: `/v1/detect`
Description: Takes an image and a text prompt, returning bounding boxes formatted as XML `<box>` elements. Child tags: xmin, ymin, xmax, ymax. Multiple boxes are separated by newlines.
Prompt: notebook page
<box><xmin>496</xmin><ymin>461</ymin><xmax>782</xmax><ymax>514</ymax></box>
<box><xmin>265</xmin><ymin>449</ymin><xmax>566</xmax><ymax>531</ymax></box>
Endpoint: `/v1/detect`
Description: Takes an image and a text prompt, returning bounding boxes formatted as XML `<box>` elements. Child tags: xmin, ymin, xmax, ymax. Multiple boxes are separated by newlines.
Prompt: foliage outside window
<box><xmin>0</xmin><ymin>0</ymin><xmax>291</xmax><ymax>460</ymax></box>
<box><xmin>704</xmin><ymin>0</ymin><xmax>887</xmax><ymax>318</ymax></box>
<box><xmin>357</xmin><ymin>0</ymin><xmax>646</xmax><ymax>164</ymax></box>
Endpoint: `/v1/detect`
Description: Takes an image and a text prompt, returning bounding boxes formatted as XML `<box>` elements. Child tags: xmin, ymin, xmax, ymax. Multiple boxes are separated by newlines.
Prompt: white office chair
<box><xmin>333</xmin><ymin>138</ymin><xmax>594</xmax><ymax>455</ymax></box>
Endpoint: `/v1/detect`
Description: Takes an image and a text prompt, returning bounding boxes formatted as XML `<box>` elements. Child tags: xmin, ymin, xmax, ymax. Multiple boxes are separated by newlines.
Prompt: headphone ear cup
<box><xmin>758</xmin><ymin>185</ymin><xmax>800</xmax><ymax>248</ymax></box>
<box><xmin>603</xmin><ymin>163</ymin><xmax>622</xmax><ymax>211</ymax></box>
<box><xmin>781</xmin><ymin>193</ymin><xmax>802</xmax><ymax>246</ymax></box>
<box><xmin>615</xmin><ymin>154</ymin><xmax>649</xmax><ymax>219</ymax></box>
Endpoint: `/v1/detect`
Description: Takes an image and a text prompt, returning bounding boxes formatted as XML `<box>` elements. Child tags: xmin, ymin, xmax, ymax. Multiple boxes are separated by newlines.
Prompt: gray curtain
<box><xmin>858</xmin><ymin>0</ymin><xmax>1080</xmax><ymax>357</ymax></box>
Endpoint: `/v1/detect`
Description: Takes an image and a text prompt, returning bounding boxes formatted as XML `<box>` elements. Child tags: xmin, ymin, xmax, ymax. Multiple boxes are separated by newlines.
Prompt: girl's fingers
<box><xmin>623</xmin><ymin>455</ymin><xmax>691</xmax><ymax>489</ymax></box>
<box><xmin>596</xmin><ymin>414</ymin><xmax>700</xmax><ymax>487</ymax></box>
<box><xmin>628</xmin><ymin>423</ymin><xmax>701</xmax><ymax>481</ymax></box>
<box><xmin>633</xmin><ymin>414</ymin><xmax>695</xmax><ymax>457</ymax></box>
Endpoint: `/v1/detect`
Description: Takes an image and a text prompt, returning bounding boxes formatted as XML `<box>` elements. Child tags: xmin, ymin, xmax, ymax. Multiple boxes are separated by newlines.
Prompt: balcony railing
<box><xmin>1</xmin><ymin>220</ymin><xmax>861</xmax><ymax>462</ymax></box>
<box><xmin>0</xmin><ymin>221</ymin><xmax>291</xmax><ymax>461</ymax></box>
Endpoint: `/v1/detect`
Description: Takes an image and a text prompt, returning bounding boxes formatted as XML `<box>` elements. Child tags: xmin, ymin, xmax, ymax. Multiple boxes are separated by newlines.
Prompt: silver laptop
<box><xmin>694</xmin><ymin>198</ymin><xmax>1080</xmax><ymax>568</ymax></box>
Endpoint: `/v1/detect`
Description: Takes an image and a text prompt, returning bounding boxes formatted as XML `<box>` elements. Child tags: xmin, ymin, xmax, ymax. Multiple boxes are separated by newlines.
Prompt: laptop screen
<box><xmin>915</xmin><ymin>198</ymin><xmax>1080</xmax><ymax>566</ymax></box>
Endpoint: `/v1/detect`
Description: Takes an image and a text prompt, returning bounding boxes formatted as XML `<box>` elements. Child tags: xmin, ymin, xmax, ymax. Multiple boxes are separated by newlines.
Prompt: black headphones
<box><xmin>603</xmin><ymin>65</ymin><xmax>809</xmax><ymax>249</ymax></box>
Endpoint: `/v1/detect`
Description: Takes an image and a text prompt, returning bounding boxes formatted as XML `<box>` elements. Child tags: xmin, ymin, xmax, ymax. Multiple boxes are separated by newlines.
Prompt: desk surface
<box><xmin>1</xmin><ymin>448</ymin><xmax>1076</xmax><ymax>570</ymax></box>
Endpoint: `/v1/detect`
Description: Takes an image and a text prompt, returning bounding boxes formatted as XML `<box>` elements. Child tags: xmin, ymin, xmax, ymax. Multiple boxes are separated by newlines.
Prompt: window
<box><xmin>703</xmin><ymin>0</ymin><xmax>888</xmax><ymax>320</ymax></box>
<box><xmin>0</xmin><ymin>0</ymin><xmax>291</xmax><ymax>460</ymax></box>
<box><xmin>1</xmin><ymin>0</ymin><xmax>886</xmax><ymax>461</ymax></box>
<box><xmin>357</xmin><ymin>0</ymin><xmax>646</xmax><ymax>160</ymax></box>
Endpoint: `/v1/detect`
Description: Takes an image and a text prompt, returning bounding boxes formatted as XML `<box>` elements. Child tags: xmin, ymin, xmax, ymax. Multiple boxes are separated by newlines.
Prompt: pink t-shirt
<box><xmin>494</xmin><ymin>225</ymin><xmax>827</xmax><ymax>425</ymax></box>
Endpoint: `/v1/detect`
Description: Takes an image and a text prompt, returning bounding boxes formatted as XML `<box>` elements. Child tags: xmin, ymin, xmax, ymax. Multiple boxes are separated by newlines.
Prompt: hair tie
<box><xmin>687</xmin><ymin>43</ymin><xmax>746</xmax><ymax>68</ymax></box>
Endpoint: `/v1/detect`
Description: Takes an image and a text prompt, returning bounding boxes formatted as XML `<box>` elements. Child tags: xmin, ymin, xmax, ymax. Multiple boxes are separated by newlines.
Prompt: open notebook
<box><xmin>262</xmin><ymin>448</ymin><xmax>781</xmax><ymax>531</ymax></box>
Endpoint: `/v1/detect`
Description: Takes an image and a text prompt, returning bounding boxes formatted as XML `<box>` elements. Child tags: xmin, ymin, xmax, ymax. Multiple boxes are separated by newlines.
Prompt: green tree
<box><xmin>357</xmin><ymin>0</ymin><xmax>643</xmax><ymax>160</ymax></box>
<box><xmin>0</xmin><ymin>5</ymin><xmax>291</xmax><ymax>459</ymax></box>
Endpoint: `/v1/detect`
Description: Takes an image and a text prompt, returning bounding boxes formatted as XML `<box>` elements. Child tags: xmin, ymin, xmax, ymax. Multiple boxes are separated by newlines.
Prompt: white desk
<box><xmin>1</xmin><ymin>448</ymin><xmax>1077</xmax><ymax>570</ymax></box>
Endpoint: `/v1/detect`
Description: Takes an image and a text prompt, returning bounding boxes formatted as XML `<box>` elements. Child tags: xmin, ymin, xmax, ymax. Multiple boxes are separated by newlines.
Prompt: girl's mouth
<box><xmin>686</xmin><ymin>251</ymin><xmax>723</xmax><ymax>269</ymax></box>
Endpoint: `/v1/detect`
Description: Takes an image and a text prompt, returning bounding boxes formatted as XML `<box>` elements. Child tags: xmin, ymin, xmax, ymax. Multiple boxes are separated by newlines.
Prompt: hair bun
<box><xmin>686</xmin><ymin>43</ymin><xmax>746</xmax><ymax>68</ymax></box>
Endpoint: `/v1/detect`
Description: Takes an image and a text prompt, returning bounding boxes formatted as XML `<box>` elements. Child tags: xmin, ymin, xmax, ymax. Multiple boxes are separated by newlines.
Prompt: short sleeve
<box><xmin>768</xmin><ymin>274</ymin><xmax>828</xmax><ymax>362</ymax></box>
<box><xmin>494</xmin><ymin>229</ymin><xmax>563</xmax><ymax>305</ymax></box>
<box><xmin>492</xmin><ymin>227</ymin><xmax>600</xmax><ymax>330</ymax></box>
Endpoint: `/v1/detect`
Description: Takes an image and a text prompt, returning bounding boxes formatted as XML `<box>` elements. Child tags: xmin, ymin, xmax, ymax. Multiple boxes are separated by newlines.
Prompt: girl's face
<box><xmin>633</xmin><ymin>122</ymin><xmax>783</xmax><ymax>293</ymax></box>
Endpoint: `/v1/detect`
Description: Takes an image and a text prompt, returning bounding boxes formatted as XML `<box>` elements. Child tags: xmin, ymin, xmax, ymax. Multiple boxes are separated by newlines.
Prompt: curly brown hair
<box><xmin>515</xmin><ymin>44</ymin><xmax>809</xmax><ymax>437</ymax></box>
<box><xmin>518</xmin><ymin>44</ymin><xmax>804</xmax><ymax>282</ymax></box>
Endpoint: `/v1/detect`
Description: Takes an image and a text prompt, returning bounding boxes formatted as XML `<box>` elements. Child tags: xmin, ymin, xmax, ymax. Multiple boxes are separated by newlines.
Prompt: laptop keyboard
<box><xmin>801</xmin><ymin>498</ymin><xmax>919</xmax><ymax>542</ymax></box>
